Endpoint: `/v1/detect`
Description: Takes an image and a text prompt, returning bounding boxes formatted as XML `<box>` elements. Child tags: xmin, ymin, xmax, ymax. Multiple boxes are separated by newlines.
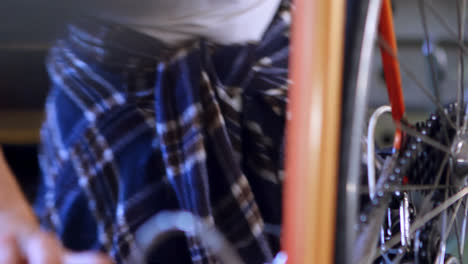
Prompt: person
<box><xmin>0</xmin><ymin>0</ymin><xmax>289</xmax><ymax>262</ymax></box>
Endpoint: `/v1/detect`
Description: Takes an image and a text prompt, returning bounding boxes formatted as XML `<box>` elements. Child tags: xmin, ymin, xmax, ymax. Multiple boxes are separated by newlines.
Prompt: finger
<box><xmin>64</xmin><ymin>251</ymin><xmax>113</xmax><ymax>264</ymax></box>
<box><xmin>0</xmin><ymin>233</ymin><xmax>24</xmax><ymax>264</ymax></box>
<box><xmin>23</xmin><ymin>232</ymin><xmax>63</xmax><ymax>264</ymax></box>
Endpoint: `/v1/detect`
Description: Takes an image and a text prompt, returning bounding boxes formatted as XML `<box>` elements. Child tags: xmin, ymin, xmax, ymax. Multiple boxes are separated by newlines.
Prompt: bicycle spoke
<box><xmin>381</xmin><ymin>252</ymin><xmax>393</xmax><ymax>264</ymax></box>
<box><xmin>437</xmin><ymin>161</ymin><xmax>453</xmax><ymax>264</ymax></box>
<box><xmin>435</xmin><ymin>198</ymin><xmax>464</xmax><ymax>263</ymax></box>
<box><xmin>420</xmin><ymin>156</ymin><xmax>451</xmax><ymax>215</ymax></box>
<box><xmin>418</xmin><ymin>0</ymin><xmax>441</xmax><ymax>104</ymax></box>
<box><xmin>378</xmin><ymin>36</ymin><xmax>457</xmax><ymax>130</ymax></box>
<box><xmin>391</xmin><ymin>248</ymin><xmax>406</xmax><ymax>264</ymax></box>
<box><xmin>456</xmin><ymin>0</ymin><xmax>467</xmax><ymax>130</ymax></box>
<box><xmin>455</xmin><ymin>213</ymin><xmax>465</xmax><ymax>264</ymax></box>
<box><xmin>398</xmin><ymin>121</ymin><xmax>452</xmax><ymax>155</ymax></box>
<box><xmin>461</xmin><ymin>197</ymin><xmax>468</xmax><ymax>257</ymax></box>
<box><xmin>439</xmin><ymin>199</ymin><xmax>463</xmax><ymax>260</ymax></box>
<box><xmin>418</xmin><ymin>0</ymin><xmax>455</xmax><ymax>161</ymax></box>
<box><xmin>353</xmin><ymin>157</ymin><xmax>395</xmax><ymax>264</ymax></box>
<box><xmin>423</xmin><ymin>0</ymin><xmax>468</xmax><ymax>52</ymax></box>
<box><xmin>423</xmin><ymin>0</ymin><xmax>468</xmax><ymax>43</ymax></box>
<box><xmin>360</xmin><ymin>184</ymin><xmax>456</xmax><ymax>194</ymax></box>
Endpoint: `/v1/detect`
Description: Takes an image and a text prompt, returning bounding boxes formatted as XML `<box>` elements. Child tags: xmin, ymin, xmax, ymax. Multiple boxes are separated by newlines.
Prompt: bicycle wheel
<box><xmin>336</xmin><ymin>0</ymin><xmax>468</xmax><ymax>263</ymax></box>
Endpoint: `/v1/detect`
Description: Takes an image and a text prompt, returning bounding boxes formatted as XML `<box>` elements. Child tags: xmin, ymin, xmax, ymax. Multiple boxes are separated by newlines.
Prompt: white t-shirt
<box><xmin>91</xmin><ymin>0</ymin><xmax>282</xmax><ymax>45</ymax></box>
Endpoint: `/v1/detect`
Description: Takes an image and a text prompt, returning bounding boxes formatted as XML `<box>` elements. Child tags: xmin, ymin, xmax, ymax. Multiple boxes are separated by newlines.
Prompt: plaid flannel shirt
<box><xmin>34</xmin><ymin>1</ymin><xmax>290</xmax><ymax>263</ymax></box>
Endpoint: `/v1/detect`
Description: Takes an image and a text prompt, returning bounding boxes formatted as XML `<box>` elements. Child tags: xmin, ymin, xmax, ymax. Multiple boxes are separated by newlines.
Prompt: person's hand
<box><xmin>0</xmin><ymin>147</ymin><xmax>113</xmax><ymax>264</ymax></box>
<box><xmin>0</xmin><ymin>212</ymin><xmax>113</xmax><ymax>264</ymax></box>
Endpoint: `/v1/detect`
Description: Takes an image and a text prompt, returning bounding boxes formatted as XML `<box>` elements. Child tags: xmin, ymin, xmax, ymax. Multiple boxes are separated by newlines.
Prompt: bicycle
<box><xmin>283</xmin><ymin>0</ymin><xmax>468</xmax><ymax>263</ymax></box>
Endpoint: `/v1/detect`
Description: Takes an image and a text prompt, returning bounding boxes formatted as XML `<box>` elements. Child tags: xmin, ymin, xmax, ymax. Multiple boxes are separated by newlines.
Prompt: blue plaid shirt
<box><xmin>34</xmin><ymin>1</ymin><xmax>290</xmax><ymax>263</ymax></box>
